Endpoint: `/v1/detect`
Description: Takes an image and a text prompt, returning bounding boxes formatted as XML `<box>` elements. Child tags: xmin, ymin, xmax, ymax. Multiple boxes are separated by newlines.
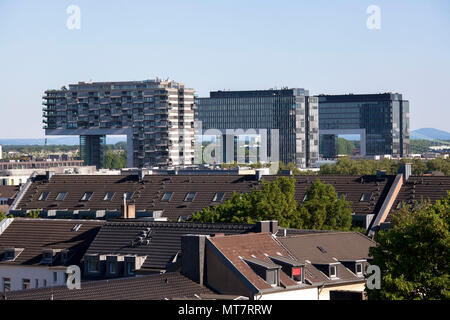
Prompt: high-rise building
<box><xmin>196</xmin><ymin>89</ymin><xmax>319</xmax><ymax>168</ymax></box>
<box><xmin>43</xmin><ymin>79</ymin><xmax>195</xmax><ymax>169</ymax></box>
<box><xmin>318</xmin><ymin>93</ymin><xmax>410</xmax><ymax>158</ymax></box>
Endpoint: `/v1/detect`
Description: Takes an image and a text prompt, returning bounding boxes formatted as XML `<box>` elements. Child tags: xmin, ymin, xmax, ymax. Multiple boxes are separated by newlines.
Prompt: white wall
<box><xmin>318</xmin><ymin>282</ymin><xmax>365</xmax><ymax>300</ymax></box>
<box><xmin>258</xmin><ymin>287</ymin><xmax>318</xmax><ymax>300</ymax></box>
<box><xmin>0</xmin><ymin>265</ymin><xmax>67</xmax><ymax>293</ymax></box>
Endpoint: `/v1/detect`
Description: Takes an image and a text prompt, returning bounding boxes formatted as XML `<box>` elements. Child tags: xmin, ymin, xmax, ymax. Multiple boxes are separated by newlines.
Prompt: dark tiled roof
<box><xmin>208</xmin><ymin>233</ymin><xmax>300</xmax><ymax>291</ymax></box>
<box><xmin>2</xmin><ymin>272</ymin><xmax>214</xmax><ymax>300</ymax></box>
<box><xmin>0</xmin><ymin>185</ymin><xmax>20</xmax><ymax>199</ymax></box>
<box><xmin>15</xmin><ymin>174</ymin><xmax>393</xmax><ymax>220</ymax></box>
<box><xmin>387</xmin><ymin>176</ymin><xmax>450</xmax><ymax>222</ymax></box>
<box><xmin>278</xmin><ymin>232</ymin><xmax>375</xmax><ymax>283</ymax></box>
<box><xmin>278</xmin><ymin>232</ymin><xmax>375</xmax><ymax>264</ymax></box>
<box><xmin>0</xmin><ymin>218</ymin><xmax>104</xmax><ymax>266</ymax></box>
<box><xmin>86</xmin><ymin>220</ymin><xmax>257</xmax><ymax>271</ymax></box>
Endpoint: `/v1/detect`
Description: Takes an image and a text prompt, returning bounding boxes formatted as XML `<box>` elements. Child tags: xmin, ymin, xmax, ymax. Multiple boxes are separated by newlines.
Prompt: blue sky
<box><xmin>0</xmin><ymin>0</ymin><xmax>449</xmax><ymax>138</ymax></box>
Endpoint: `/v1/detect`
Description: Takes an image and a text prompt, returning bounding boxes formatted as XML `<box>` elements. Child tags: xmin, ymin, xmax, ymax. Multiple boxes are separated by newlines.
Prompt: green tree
<box><xmin>192</xmin><ymin>177</ymin><xmax>353</xmax><ymax>231</ymax></box>
<box><xmin>367</xmin><ymin>192</ymin><xmax>450</xmax><ymax>300</ymax></box>
<box><xmin>297</xmin><ymin>179</ymin><xmax>352</xmax><ymax>230</ymax></box>
<box><xmin>23</xmin><ymin>210</ymin><xmax>41</xmax><ymax>218</ymax></box>
<box><xmin>0</xmin><ymin>212</ymin><xmax>13</xmax><ymax>221</ymax></box>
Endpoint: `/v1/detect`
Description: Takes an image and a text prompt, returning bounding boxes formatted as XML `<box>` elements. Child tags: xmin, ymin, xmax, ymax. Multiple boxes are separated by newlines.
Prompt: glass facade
<box><xmin>318</xmin><ymin>93</ymin><xmax>410</xmax><ymax>157</ymax></box>
<box><xmin>196</xmin><ymin>89</ymin><xmax>319</xmax><ymax>167</ymax></box>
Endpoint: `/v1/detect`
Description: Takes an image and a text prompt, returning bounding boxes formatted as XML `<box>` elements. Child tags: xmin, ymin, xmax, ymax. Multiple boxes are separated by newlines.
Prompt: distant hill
<box><xmin>411</xmin><ymin>128</ymin><xmax>450</xmax><ymax>141</ymax></box>
<box><xmin>0</xmin><ymin>136</ymin><xmax>126</xmax><ymax>146</ymax></box>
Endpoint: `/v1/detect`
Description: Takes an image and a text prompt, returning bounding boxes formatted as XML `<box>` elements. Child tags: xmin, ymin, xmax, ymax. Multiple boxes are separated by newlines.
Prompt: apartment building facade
<box><xmin>43</xmin><ymin>79</ymin><xmax>195</xmax><ymax>169</ymax></box>
<box><xmin>196</xmin><ymin>88</ymin><xmax>319</xmax><ymax>168</ymax></box>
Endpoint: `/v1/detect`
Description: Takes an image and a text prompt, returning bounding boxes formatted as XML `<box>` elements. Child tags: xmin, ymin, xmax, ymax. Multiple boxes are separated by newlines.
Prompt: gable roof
<box><xmin>0</xmin><ymin>185</ymin><xmax>20</xmax><ymax>199</ymax></box>
<box><xmin>85</xmin><ymin>220</ymin><xmax>257</xmax><ymax>271</ymax></box>
<box><xmin>387</xmin><ymin>176</ymin><xmax>450</xmax><ymax>222</ymax></box>
<box><xmin>207</xmin><ymin>233</ymin><xmax>301</xmax><ymax>292</ymax></box>
<box><xmin>1</xmin><ymin>272</ymin><xmax>214</xmax><ymax>300</ymax></box>
<box><xmin>0</xmin><ymin>218</ymin><xmax>104</xmax><ymax>266</ymax></box>
<box><xmin>14</xmin><ymin>173</ymin><xmax>394</xmax><ymax>220</ymax></box>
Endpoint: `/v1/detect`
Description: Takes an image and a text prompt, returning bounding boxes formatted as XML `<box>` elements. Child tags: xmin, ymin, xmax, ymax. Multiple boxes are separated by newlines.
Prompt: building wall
<box><xmin>43</xmin><ymin>80</ymin><xmax>195</xmax><ymax>168</ymax></box>
<box><xmin>258</xmin><ymin>287</ymin><xmax>318</xmax><ymax>300</ymax></box>
<box><xmin>0</xmin><ymin>265</ymin><xmax>67</xmax><ymax>293</ymax></box>
<box><xmin>318</xmin><ymin>282</ymin><xmax>365</xmax><ymax>300</ymax></box>
<box><xmin>197</xmin><ymin>89</ymin><xmax>319</xmax><ymax>168</ymax></box>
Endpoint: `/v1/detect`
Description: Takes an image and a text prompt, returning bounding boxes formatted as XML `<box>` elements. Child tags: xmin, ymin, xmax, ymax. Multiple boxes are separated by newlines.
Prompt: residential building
<box><xmin>1</xmin><ymin>272</ymin><xmax>215</xmax><ymax>300</ymax></box>
<box><xmin>181</xmin><ymin>225</ymin><xmax>375</xmax><ymax>300</ymax></box>
<box><xmin>318</xmin><ymin>93</ymin><xmax>410</xmax><ymax>158</ymax></box>
<box><xmin>196</xmin><ymin>88</ymin><xmax>319</xmax><ymax>168</ymax></box>
<box><xmin>8</xmin><ymin>172</ymin><xmax>396</xmax><ymax>230</ymax></box>
<box><xmin>0</xmin><ymin>218</ymin><xmax>104</xmax><ymax>293</ymax></box>
<box><xmin>0</xmin><ymin>186</ymin><xmax>20</xmax><ymax>213</ymax></box>
<box><xmin>43</xmin><ymin>79</ymin><xmax>195</xmax><ymax>169</ymax></box>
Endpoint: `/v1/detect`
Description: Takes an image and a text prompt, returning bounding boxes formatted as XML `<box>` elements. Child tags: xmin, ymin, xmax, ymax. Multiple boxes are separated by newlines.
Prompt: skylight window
<box><xmin>80</xmin><ymin>192</ymin><xmax>94</xmax><ymax>201</ymax></box>
<box><xmin>161</xmin><ymin>192</ymin><xmax>173</xmax><ymax>202</ymax></box>
<box><xmin>124</xmin><ymin>192</ymin><xmax>134</xmax><ymax>200</ymax></box>
<box><xmin>212</xmin><ymin>192</ymin><xmax>225</xmax><ymax>202</ymax></box>
<box><xmin>38</xmin><ymin>192</ymin><xmax>50</xmax><ymax>201</ymax></box>
<box><xmin>103</xmin><ymin>192</ymin><xmax>115</xmax><ymax>201</ymax></box>
<box><xmin>184</xmin><ymin>192</ymin><xmax>197</xmax><ymax>202</ymax></box>
<box><xmin>359</xmin><ymin>193</ymin><xmax>372</xmax><ymax>202</ymax></box>
<box><xmin>356</xmin><ymin>263</ymin><xmax>363</xmax><ymax>275</ymax></box>
<box><xmin>55</xmin><ymin>192</ymin><xmax>67</xmax><ymax>201</ymax></box>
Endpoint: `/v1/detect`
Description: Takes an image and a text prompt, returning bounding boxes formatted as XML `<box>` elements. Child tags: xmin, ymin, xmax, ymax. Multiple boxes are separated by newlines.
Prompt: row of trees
<box><xmin>192</xmin><ymin>177</ymin><xmax>353</xmax><ymax>231</ymax></box>
<box><xmin>320</xmin><ymin>157</ymin><xmax>450</xmax><ymax>176</ymax></box>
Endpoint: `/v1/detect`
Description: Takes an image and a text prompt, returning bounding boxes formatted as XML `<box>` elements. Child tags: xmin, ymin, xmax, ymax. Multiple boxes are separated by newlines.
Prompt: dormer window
<box><xmin>356</xmin><ymin>263</ymin><xmax>363</xmax><ymax>275</ymax></box>
<box><xmin>81</xmin><ymin>192</ymin><xmax>94</xmax><ymax>201</ymax></box>
<box><xmin>40</xmin><ymin>249</ymin><xmax>61</xmax><ymax>264</ymax></box>
<box><xmin>109</xmin><ymin>262</ymin><xmax>117</xmax><ymax>274</ymax></box>
<box><xmin>3</xmin><ymin>248</ymin><xmax>23</xmax><ymax>261</ymax></box>
<box><xmin>329</xmin><ymin>265</ymin><xmax>337</xmax><ymax>278</ymax></box>
<box><xmin>244</xmin><ymin>258</ymin><xmax>281</xmax><ymax>286</ymax></box>
<box><xmin>88</xmin><ymin>260</ymin><xmax>99</xmax><ymax>273</ymax></box>
<box><xmin>269</xmin><ymin>256</ymin><xmax>305</xmax><ymax>283</ymax></box>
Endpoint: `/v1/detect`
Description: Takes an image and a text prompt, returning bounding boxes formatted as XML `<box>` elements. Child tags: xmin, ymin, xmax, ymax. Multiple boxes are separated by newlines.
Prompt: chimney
<box><xmin>255</xmin><ymin>221</ymin><xmax>271</xmax><ymax>233</ymax></box>
<box><xmin>121</xmin><ymin>204</ymin><xmax>135</xmax><ymax>219</ymax></box>
<box><xmin>138</xmin><ymin>170</ymin><xmax>145</xmax><ymax>182</ymax></box>
<box><xmin>181</xmin><ymin>234</ymin><xmax>207</xmax><ymax>285</ymax></box>
<box><xmin>45</xmin><ymin>171</ymin><xmax>54</xmax><ymax>181</ymax></box>
<box><xmin>269</xmin><ymin>220</ymin><xmax>278</xmax><ymax>235</ymax></box>
<box><xmin>398</xmin><ymin>163</ymin><xmax>412</xmax><ymax>181</ymax></box>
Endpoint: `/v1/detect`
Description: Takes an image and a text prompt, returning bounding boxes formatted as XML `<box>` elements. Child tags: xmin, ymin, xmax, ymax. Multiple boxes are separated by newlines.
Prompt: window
<box><xmin>4</xmin><ymin>250</ymin><xmax>14</xmax><ymax>260</ymax></box>
<box><xmin>23</xmin><ymin>278</ymin><xmax>31</xmax><ymax>290</ymax></box>
<box><xmin>43</xmin><ymin>279</ymin><xmax>47</xmax><ymax>287</ymax></box>
<box><xmin>337</xmin><ymin>193</ymin><xmax>347</xmax><ymax>200</ymax></box>
<box><xmin>103</xmin><ymin>192</ymin><xmax>115</xmax><ymax>201</ymax></box>
<box><xmin>184</xmin><ymin>192</ymin><xmax>197</xmax><ymax>202</ymax></box>
<box><xmin>80</xmin><ymin>192</ymin><xmax>94</xmax><ymax>201</ymax></box>
<box><xmin>292</xmin><ymin>266</ymin><xmax>303</xmax><ymax>282</ymax></box>
<box><xmin>38</xmin><ymin>192</ymin><xmax>50</xmax><ymax>201</ymax></box>
<box><xmin>356</xmin><ymin>263</ymin><xmax>363</xmax><ymax>275</ymax></box>
<box><xmin>35</xmin><ymin>279</ymin><xmax>39</xmax><ymax>288</ymax></box>
<box><xmin>109</xmin><ymin>262</ymin><xmax>116</xmax><ymax>274</ymax></box>
<box><xmin>212</xmin><ymin>192</ymin><xmax>225</xmax><ymax>202</ymax></box>
<box><xmin>126</xmin><ymin>262</ymin><xmax>134</xmax><ymax>275</ymax></box>
<box><xmin>161</xmin><ymin>192</ymin><xmax>173</xmax><ymax>202</ymax></box>
<box><xmin>88</xmin><ymin>260</ymin><xmax>99</xmax><ymax>273</ymax></box>
<box><xmin>53</xmin><ymin>272</ymin><xmax>58</xmax><ymax>283</ymax></box>
<box><xmin>3</xmin><ymin>278</ymin><xmax>10</xmax><ymax>292</ymax></box>
<box><xmin>360</xmin><ymin>193</ymin><xmax>372</xmax><ymax>202</ymax></box>
<box><xmin>124</xmin><ymin>192</ymin><xmax>134</xmax><ymax>200</ymax></box>
<box><xmin>55</xmin><ymin>192</ymin><xmax>67</xmax><ymax>201</ymax></box>
<box><xmin>329</xmin><ymin>265</ymin><xmax>337</xmax><ymax>278</ymax></box>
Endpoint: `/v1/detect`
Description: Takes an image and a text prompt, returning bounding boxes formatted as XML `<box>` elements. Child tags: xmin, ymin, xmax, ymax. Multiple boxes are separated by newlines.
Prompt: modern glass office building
<box><xmin>43</xmin><ymin>79</ymin><xmax>195</xmax><ymax>169</ymax></box>
<box><xmin>318</xmin><ymin>93</ymin><xmax>410</xmax><ymax>158</ymax></box>
<box><xmin>196</xmin><ymin>89</ymin><xmax>319</xmax><ymax>168</ymax></box>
